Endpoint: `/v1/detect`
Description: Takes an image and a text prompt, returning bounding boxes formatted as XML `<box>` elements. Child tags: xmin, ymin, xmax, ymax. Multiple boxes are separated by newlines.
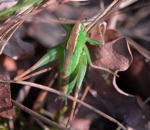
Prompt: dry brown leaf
<box><xmin>0</xmin><ymin>73</ymin><xmax>14</xmax><ymax>119</ymax></box>
<box><xmin>89</xmin><ymin>27</ymin><xmax>133</xmax><ymax>96</ymax></box>
<box><xmin>85</xmin><ymin>64</ymin><xmax>150</xmax><ymax>129</ymax></box>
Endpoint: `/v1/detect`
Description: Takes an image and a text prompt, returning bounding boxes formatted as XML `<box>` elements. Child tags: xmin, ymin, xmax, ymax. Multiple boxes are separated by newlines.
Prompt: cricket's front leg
<box><xmin>84</xmin><ymin>45</ymin><xmax>116</xmax><ymax>75</ymax></box>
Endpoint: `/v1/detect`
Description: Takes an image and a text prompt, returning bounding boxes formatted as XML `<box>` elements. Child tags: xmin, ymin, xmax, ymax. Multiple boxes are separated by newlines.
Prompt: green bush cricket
<box><xmin>14</xmin><ymin>0</ymin><xmax>121</xmax><ymax>95</ymax></box>
<box><xmin>14</xmin><ymin>21</ymin><xmax>104</xmax><ymax>94</ymax></box>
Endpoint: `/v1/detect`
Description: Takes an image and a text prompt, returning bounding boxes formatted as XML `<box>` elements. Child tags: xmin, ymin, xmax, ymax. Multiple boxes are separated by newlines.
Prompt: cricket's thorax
<box><xmin>66</xmin><ymin>23</ymin><xmax>86</xmax><ymax>52</ymax></box>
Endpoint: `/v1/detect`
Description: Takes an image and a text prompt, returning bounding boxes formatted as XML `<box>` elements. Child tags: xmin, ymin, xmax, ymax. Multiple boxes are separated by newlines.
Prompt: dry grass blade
<box><xmin>0</xmin><ymin>0</ymin><xmax>74</xmax><ymax>56</ymax></box>
<box><xmin>85</xmin><ymin>0</ymin><xmax>123</xmax><ymax>32</ymax></box>
<box><xmin>73</xmin><ymin>85</ymin><xmax>90</xmax><ymax>120</ymax></box>
<box><xmin>66</xmin><ymin>90</ymin><xmax>78</xmax><ymax>127</ymax></box>
<box><xmin>32</xmin><ymin>72</ymin><xmax>57</xmax><ymax>111</ymax></box>
<box><xmin>12</xmin><ymin>100</ymin><xmax>70</xmax><ymax>130</ymax></box>
<box><xmin>0</xmin><ymin>20</ymin><xmax>23</xmax><ymax>55</ymax></box>
<box><xmin>2</xmin><ymin>80</ymin><xmax>127</xmax><ymax>129</ymax></box>
<box><xmin>67</xmin><ymin>85</ymin><xmax>90</xmax><ymax>127</ymax></box>
<box><xmin>127</xmin><ymin>38</ymin><xmax>150</xmax><ymax>61</ymax></box>
<box><xmin>33</xmin><ymin>117</ymin><xmax>50</xmax><ymax>130</ymax></box>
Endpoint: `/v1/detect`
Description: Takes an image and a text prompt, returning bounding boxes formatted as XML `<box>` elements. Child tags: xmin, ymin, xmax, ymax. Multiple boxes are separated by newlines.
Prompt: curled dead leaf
<box><xmin>89</xmin><ymin>27</ymin><xmax>133</xmax><ymax>96</ymax></box>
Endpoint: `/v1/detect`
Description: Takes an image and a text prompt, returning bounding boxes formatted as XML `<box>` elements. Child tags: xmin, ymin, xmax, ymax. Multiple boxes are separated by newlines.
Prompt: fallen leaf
<box><xmin>89</xmin><ymin>27</ymin><xmax>133</xmax><ymax>96</ymax></box>
<box><xmin>85</xmin><ymin>63</ymin><xmax>150</xmax><ymax>130</ymax></box>
<box><xmin>0</xmin><ymin>73</ymin><xmax>14</xmax><ymax>119</ymax></box>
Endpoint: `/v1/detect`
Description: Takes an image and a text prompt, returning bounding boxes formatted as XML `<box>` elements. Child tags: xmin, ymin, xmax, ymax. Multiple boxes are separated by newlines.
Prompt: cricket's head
<box><xmin>80</xmin><ymin>23</ymin><xmax>85</xmax><ymax>30</ymax></box>
<box><xmin>78</xmin><ymin>24</ymin><xmax>87</xmax><ymax>38</ymax></box>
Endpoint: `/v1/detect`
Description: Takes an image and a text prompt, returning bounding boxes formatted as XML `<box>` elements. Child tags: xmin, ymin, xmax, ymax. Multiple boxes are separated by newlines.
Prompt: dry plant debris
<box><xmin>0</xmin><ymin>0</ymin><xmax>150</xmax><ymax>130</ymax></box>
<box><xmin>0</xmin><ymin>73</ymin><xmax>14</xmax><ymax>119</ymax></box>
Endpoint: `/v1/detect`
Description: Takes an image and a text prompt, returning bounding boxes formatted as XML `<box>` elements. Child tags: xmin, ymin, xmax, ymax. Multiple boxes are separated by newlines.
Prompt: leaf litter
<box><xmin>0</xmin><ymin>0</ymin><xmax>150</xmax><ymax>130</ymax></box>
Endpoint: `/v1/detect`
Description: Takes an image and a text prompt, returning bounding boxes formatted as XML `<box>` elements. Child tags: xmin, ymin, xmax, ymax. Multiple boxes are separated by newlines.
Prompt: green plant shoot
<box><xmin>14</xmin><ymin>22</ymin><xmax>103</xmax><ymax>94</ymax></box>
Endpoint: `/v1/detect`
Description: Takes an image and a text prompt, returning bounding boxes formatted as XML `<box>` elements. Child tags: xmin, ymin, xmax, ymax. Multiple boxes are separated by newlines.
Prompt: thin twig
<box><xmin>127</xmin><ymin>38</ymin><xmax>150</xmax><ymax>61</ymax></box>
<box><xmin>0</xmin><ymin>0</ymin><xmax>73</xmax><ymax>56</ymax></box>
<box><xmin>8</xmin><ymin>0</ymin><xmax>74</xmax><ymax>24</ymax></box>
<box><xmin>0</xmin><ymin>4</ymin><xmax>39</xmax><ymax>55</ymax></box>
<box><xmin>12</xmin><ymin>0</ymin><xmax>123</xmax><ymax>28</ymax></box>
<box><xmin>40</xmin><ymin>109</ymin><xmax>54</xmax><ymax>119</ymax></box>
<box><xmin>73</xmin><ymin>85</ymin><xmax>90</xmax><ymax>120</ymax></box>
<box><xmin>2</xmin><ymin>80</ymin><xmax>127</xmax><ymax>129</ymax></box>
<box><xmin>15</xmin><ymin>84</ymin><xmax>31</xmax><ymax>103</ymax></box>
<box><xmin>0</xmin><ymin>20</ymin><xmax>23</xmax><ymax>55</ymax></box>
<box><xmin>66</xmin><ymin>90</ymin><xmax>78</xmax><ymax>127</ymax></box>
<box><xmin>34</xmin><ymin>117</ymin><xmax>50</xmax><ymax>130</ymax></box>
<box><xmin>67</xmin><ymin>85</ymin><xmax>90</xmax><ymax>127</ymax></box>
<box><xmin>85</xmin><ymin>0</ymin><xmax>123</xmax><ymax>32</ymax></box>
<box><xmin>66</xmin><ymin>83</ymin><xmax>90</xmax><ymax>127</ymax></box>
<box><xmin>33</xmin><ymin>72</ymin><xmax>57</xmax><ymax>111</ymax></box>
<box><xmin>12</xmin><ymin>100</ymin><xmax>70</xmax><ymax>130</ymax></box>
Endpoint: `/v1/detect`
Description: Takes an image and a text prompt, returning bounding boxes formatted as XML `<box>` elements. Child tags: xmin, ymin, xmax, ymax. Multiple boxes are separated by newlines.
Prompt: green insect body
<box><xmin>65</xmin><ymin>24</ymin><xmax>87</xmax><ymax>76</ymax></box>
<box><xmin>14</xmin><ymin>23</ymin><xmax>103</xmax><ymax>94</ymax></box>
<box><xmin>60</xmin><ymin>23</ymin><xmax>103</xmax><ymax>94</ymax></box>
<box><xmin>66</xmin><ymin>50</ymin><xmax>88</xmax><ymax>94</ymax></box>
